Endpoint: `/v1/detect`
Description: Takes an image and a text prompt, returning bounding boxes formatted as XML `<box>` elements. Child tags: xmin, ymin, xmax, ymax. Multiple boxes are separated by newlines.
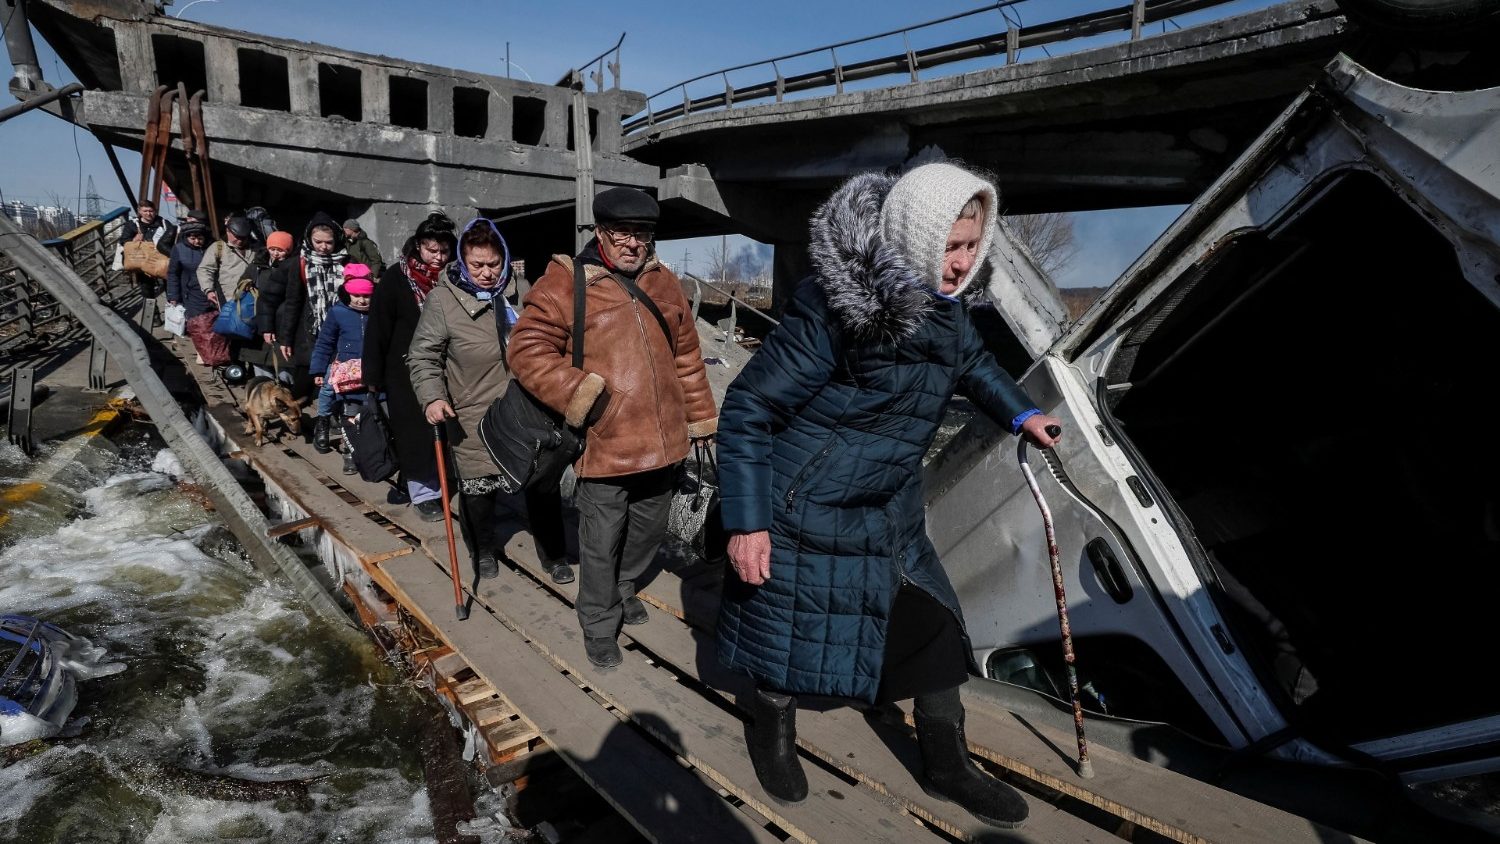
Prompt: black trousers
<box><xmin>875</xmin><ymin>584</ymin><xmax>971</xmax><ymax>704</ymax></box>
<box><xmin>574</xmin><ymin>466</ymin><xmax>675</xmax><ymax>638</ymax></box>
<box><xmin>460</xmin><ymin>484</ymin><xmax>566</xmax><ymax>563</ymax></box>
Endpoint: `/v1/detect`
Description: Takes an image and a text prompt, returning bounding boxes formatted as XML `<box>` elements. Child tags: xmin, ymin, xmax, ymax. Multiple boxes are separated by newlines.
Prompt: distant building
<box><xmin>2</xmin><ymin>201</ymin><xmax>83</xmax><ymax>233</ymax></box>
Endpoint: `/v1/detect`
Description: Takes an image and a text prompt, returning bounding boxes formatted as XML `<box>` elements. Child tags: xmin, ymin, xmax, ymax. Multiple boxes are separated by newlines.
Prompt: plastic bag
<box><xmin>163</xmin><ymin>303</ymin><xmax>186</xmax><ymax>336</ymax></box>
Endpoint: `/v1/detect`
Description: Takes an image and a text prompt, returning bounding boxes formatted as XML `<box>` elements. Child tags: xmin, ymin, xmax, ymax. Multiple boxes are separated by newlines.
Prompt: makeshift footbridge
<box><xmin>0</xmin><ymin>213</ymin><xmax>1371</xmax><ymax>843</ymax></box>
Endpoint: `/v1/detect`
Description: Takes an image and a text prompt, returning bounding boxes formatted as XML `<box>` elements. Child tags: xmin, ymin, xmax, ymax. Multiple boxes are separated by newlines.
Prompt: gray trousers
<box><xmin>574</xmin><ymin>466</ymin><xmax>675</xmax><ymax>638</ymax></box>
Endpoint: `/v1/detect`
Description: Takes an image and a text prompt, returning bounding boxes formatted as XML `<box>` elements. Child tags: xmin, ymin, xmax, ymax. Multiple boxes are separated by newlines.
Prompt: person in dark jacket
<box><xmin>363</xmin><ymin>213</ymin><xmax>455</xmax><ymax>519</ymax></box>
<box><xmin>249</xmin><ymin>230</ymin><xmax>295</xmax><ymax>380</ymax></box>
<box><xmin>715</xmin><ymin>162</ymin><xmax>1063</xmax><ymax>828</ymax></box>
<box><xmin>165</xmin><ymin>216</ymin><xmax>211</xmax><ymax>317</ymax></box>
<box><xmin>273</xmin><ymin>213</ymin><xmax>349</xmax><ymax>402</ymax></box>
<box><xmin>343</xmin><ymin>218</ymin><xmax>384</xmax><ymax>278</ymax></box>
<box><xmin>310</xmin><ymin>266</ymin><xmax>374</xmax><ymax>474</ymax></box>
<box><xmin>119</xmin><ymin>198</ymin><xmax>176</xmax><ymax>301</ymax></box>
<box><xmin>166</xmin><ymin>213</ymin><xmax>230</xmax><ymax>366</ymax></box>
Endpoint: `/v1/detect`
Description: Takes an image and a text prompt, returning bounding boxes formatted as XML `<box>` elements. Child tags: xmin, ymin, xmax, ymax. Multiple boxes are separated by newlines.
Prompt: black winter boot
<box><xmin>914</xmin><ymin>706</ymin><xmax>1029</xmax><ymax>829</ymax></box>
<box><xmin>313</xmin><ymin>416</ymin><xmax>332</xmax><ymax>453</ymax></box>
<box><xmin>747</xmin><ymin>689</ymin><xmax>808</xmax><ymax>803</ymax></box>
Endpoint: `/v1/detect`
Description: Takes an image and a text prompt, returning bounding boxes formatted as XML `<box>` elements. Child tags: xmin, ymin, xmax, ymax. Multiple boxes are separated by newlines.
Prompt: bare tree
<box><xmin>1004</xmin><ymin>212</ymin><xmax>1077</xmax><ymax>280</ymax></box>
<box><xmin>704</xmin><ymin>236</ymin><xmax>741</xmax><ymax>285</ymax></box>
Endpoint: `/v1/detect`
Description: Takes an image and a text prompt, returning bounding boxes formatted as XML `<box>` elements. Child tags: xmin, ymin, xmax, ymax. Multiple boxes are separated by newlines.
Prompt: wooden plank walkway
<box><xmin>175</xmin><ymin>351</ymin><xmax>1368</xmax><ymax>844</ymax></box>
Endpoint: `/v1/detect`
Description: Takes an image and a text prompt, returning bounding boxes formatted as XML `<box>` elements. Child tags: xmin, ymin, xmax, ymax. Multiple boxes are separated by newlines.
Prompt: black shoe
<box><xmin>747</xmin><ymin>689</ymin><xmax>808</xmax><ymax>803</ymax></box>
<box><xmin>621</xmin><ymin>595</ymin><xmax>649</xmax><ymax>626</ymax></box>
<box><xmin>475</xmin><ymin>549</ymin><xmax>499</xmax><ymax>580</ymax></box>
<box><xmin>543</xmin><ymin>559</ymin><xmax>575</xmax><ymax>584</ymax></box>
<box><xmin>584</xmin><ymin>636</ymin><xmax>622</xmax><ymax>669</ymax></box>
<box><xmin>341</xmin><ymin>452</ymin><xmax>357</xmax><ymax>475</ymax></box>
<box><xmin>387</xmin><ymin>486</ymin><xmax>410</xmax><ymax>505</ymax></box>
<box><xmin>313</xmin><ymin>416</ymin><xmax>332</xmax><ymax>454</ymax></box>
<box><xmin>415</xmin><ymin>499</ymin><xmax>444</xmax><ymax>522</ymax></box>
<box><xmin>915</xmin><ymin>710</ymin><xmax>1028</xmax><ymax>828</ymax></box>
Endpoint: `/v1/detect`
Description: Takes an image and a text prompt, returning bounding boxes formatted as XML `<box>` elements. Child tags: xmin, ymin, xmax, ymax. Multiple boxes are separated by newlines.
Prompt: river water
<box><xmin>0</xmin><ymin>428</ymin><xmax>437</xmax><ymax>843</ymax></box>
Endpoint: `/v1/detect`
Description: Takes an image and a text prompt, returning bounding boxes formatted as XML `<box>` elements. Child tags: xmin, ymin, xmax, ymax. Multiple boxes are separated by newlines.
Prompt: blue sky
<box><xmin>2</xmin><ymin>0</ymin><xmax>1275</xmax><ymax>287</ymax></box>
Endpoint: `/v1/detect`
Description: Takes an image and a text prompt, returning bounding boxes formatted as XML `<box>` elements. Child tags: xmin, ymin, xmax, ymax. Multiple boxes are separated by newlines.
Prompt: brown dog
<box><xmin>241</xmin><ymin>376</ymin><xmax>304</xmax><ymax>446</ymax></box>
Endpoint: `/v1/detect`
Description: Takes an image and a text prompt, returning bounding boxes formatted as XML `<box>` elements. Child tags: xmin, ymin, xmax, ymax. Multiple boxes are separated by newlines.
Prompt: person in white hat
<box><xmin>715</xmin><ymin>161</ymin><xmax>1062</xmax><ymax>828</ymax></box>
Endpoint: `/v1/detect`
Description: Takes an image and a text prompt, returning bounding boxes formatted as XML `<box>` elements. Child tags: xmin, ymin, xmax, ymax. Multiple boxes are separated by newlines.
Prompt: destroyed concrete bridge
<box><xmin>11</xmin><ymin>0</ymin><xmax>1353</xmax><ymax>287</ymax></box>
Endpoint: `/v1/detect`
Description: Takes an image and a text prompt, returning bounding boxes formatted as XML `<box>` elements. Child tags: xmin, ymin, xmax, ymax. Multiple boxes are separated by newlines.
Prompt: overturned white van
<box><xmin>929</xmin><ymin>54</ymin><xmax>1500</xmax><ymax>806</ymax></box>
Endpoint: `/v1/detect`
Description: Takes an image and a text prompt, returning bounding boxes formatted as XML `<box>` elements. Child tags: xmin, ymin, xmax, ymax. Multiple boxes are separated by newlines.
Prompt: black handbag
<box><xmin>352</xmin><ymin>393</ymin><xmax>400</xmax><ymax>483</ymax></box>
<box><xmin>479</xmin><ymin>260</ymin><xmax>588</xmax><ymax>493</ymax></box>
<box><xmin>478</xmin><ymin>258</ymin><xmax>678</xmax><ymax>493</ymax></box>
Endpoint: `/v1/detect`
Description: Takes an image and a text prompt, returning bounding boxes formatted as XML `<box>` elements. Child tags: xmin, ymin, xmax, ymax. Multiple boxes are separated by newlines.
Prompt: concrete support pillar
<box><xmin>288</xmin><ymin>55</ymin><xmax>318</xmax><ymax>116</ymax></box>
<box><xmin>772</xmin><ymin>240</ymin><xmax>812</xmax><ymax>316</ymax></box>
<box><xmin>357</xmin><ymin>201</ymin><xmax>477</xmax><ymax>266</ymax></box>
<box><xmin>110</xmin><ymin>23</ymin><xmax>156</xmax><ymax>94</ymax></box>
<box><xmin>428</xmin><ymin>79</ymin><xmax>454</xmax><ymax>135</ymax></box>
<box><xmin>488</xmin><ymin>91</ymin><xmax>512</xmax><ymax>142</ymax></box>
<box><xmin>362</xmin><ymin>66</ymin><xmax>389</xmax><ymax>125</ymax></box>
<box><xmin>204</xmin><ymin>38</ymin><xmax>239</xmax><ymax>105</ymax></box>
<box><xmin>541</xmin><ymin>92</ymin><xmax>569</xmax><ymax>149</ymax></box>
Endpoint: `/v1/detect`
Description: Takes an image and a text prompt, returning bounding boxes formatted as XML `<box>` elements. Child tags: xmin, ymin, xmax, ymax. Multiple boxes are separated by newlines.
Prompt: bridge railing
<box><xmin>1</xmin><ymin>207</ymin><xmax>131</xmax><ymax>357</ymax></box>
<box><xmin>624</xmin><ymin>0</ymin><xmax>1240</xmax><ymax>134</ymax></box>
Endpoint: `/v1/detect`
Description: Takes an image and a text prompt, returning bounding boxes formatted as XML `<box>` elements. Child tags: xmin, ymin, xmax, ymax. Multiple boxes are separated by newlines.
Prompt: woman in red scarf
<box><xmin>361</xmin><ymin>213</ymin><xmax>457</xmax><ymax>520</ymax></box>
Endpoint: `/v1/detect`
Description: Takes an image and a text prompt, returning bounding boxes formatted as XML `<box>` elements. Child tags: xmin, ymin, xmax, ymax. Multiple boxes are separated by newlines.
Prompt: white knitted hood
<box><xmin>808</xmin><ymin>164</ymin><xmax>998</xmax><ymax>343</ymax></box>
<box><xmin>879</xmin><ymin>162</ymin><xmax>998</xmax><ymax>300</ymax></box>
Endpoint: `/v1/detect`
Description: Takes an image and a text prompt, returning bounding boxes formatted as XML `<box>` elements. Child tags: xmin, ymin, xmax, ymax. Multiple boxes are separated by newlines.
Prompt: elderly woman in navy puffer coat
<box><xmin>715</xmin><ymin>162</ymin><xmax>1063</xmax><ymax>829</ymax></box>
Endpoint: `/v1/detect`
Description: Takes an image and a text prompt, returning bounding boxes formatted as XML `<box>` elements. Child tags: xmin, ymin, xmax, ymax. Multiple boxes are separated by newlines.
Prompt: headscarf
<box><xmin>403</xmin><ymin>212</ymin><xmax>457</xmax><ymax>307</ymax></box>
<box><xmin>446</xmin><ymin>217</ymin><xmax>516</xmax><ymax>334</ymax></box>
<box><xmin>300</xmin><ymin>212</ymin><xmax>349</xmax><ymax>333</ymax></box>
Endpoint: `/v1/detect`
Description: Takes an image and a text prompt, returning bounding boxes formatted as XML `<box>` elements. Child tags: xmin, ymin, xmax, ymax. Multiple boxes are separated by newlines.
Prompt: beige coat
<box><xmin>407</xmin><ymin>278</ymin><xmax>510</xmax><ymax>479</ymax></box>
<box><xmin>197</xmin><ymin>240</ymin><xmax>258</xmax><ymax>298</ymax></box>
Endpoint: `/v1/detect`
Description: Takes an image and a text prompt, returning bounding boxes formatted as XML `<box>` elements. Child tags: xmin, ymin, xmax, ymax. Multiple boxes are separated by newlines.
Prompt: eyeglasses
<box><xmin>602</xmin><ymin>226</ymin><xmax>655</xmax><ymax>245</ymax></box>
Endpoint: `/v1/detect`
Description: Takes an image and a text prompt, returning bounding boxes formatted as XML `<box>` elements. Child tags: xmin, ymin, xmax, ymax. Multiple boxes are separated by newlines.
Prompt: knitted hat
<box><xmin>342</xmin><ymin>218</ymin><xmax>362</xmax><ymax>232</ymax></box>
<box><xmin>878</xmin><ymin>162</ymin><xmax>998</xmax><ymax>298</ymax></box>
<box><xmin>266</xmin><ymin>231</ymin><xmax>294</xmax><ymax>251</ymax></box>
<box><xmin>343</xmin><ymin>263</ymin><xmax>375</xmax><ymax>295</ymax></box>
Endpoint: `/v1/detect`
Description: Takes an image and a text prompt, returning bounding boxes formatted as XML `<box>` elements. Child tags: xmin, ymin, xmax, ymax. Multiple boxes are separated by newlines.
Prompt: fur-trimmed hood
<box><xmin>808</xmin><ymin>172</ymin><xmax>931</xmax><ymax>344</ymax></box>
<box><xmin>810</xmin><ymin>168</ymin><xmax>996</xmax><ymax>343</ymax></box>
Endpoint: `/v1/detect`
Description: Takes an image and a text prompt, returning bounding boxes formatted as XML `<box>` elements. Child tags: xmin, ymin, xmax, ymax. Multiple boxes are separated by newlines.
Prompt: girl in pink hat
<box><xmin>310</xmin><ymin>263</ymin><xmax>376</xmax><ymax>473</ymax></box>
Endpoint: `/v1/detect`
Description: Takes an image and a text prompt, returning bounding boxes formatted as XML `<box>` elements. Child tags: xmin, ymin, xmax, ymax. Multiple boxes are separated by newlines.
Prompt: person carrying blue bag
<box><xmin>310</xmin><ymin>263</ymin><xmax>375</xmax><ymax>474</ymax></box>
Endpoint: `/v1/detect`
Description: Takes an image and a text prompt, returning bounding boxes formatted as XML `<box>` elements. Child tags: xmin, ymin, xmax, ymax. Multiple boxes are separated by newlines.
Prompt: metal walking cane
<box><xmin>1017</xmin><ymin>424</ymin><xmax>1094</xmax><ymax>779</ymax></box>
<box><xmin>433</xmin><ymin>423</ymin><xmax>469</xmax><ymax>621</ymax></box>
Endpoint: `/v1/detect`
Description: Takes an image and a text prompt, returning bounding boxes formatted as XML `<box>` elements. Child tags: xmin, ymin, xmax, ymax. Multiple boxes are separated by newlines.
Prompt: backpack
<box><xmin>243</xmin><ymin>206</ymin><xmax>278</xmax><ymax>246</ymax></box>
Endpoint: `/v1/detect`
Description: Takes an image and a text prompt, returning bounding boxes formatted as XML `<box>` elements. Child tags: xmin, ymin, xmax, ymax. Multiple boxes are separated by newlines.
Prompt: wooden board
<box><xmin>494</xmin><ymin>525</ymin><xmax>1111</xmax><ymax>844</ymax></box>
<box><xmin>610</xmin><ymin>554</ymin><xmax>1362</xmax><ymax>844</ymax></box>
<box><xmin>430</xmin><ymin>552</ymin><xmax>955</xmax><ymax>844</ymax></box>
<box><xmin>195</xmin><ymin>397</ymin><xmax>413</xmax><ymax>567</ymax></box>
<box><xmin>377</xmin><ymin>551</ymin><xmax>782</xmax><ymax>844</ymax></box>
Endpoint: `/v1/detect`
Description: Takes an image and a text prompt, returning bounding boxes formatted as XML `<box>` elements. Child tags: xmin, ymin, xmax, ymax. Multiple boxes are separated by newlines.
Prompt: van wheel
<box><xmin>1336</xmin><ymin>0</ymin><xmax>1500</xmax><ymax>44</ymax></box>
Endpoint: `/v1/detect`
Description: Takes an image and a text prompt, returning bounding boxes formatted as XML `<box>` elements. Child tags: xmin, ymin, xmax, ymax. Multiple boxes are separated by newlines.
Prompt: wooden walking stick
<box><xmin>1017</xmin><ymin>424</ymin><xmax>1093</xmax><ymax>779</ymax></box>
<box><xmin>433</xmin><ymin>423</ymin><xmax>469</xmax><ymax>621</ymax></box>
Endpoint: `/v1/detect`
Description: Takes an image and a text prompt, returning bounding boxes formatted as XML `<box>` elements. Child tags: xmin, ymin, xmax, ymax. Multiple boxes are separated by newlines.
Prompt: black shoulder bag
<box><xmin>478</xmin><ymin>262</ymin><xmax>679</xmax><ymax>493</ymax></box>
<box><xmin>479</xmin><ymin>261</ymin><xmax>587</xmax><ymax>493</ymax></box>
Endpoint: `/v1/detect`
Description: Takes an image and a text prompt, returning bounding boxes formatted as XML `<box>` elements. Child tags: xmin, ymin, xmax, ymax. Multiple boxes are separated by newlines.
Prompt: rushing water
<box><xmin>0</xmin><ymin>430</ymin><xmax>437</xmax><ymax>843</ymax></box>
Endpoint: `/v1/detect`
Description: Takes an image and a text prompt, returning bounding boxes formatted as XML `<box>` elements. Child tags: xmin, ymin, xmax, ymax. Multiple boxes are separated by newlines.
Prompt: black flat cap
<box><xmin>593</xmin><ymin>188</ymin><xmax>658</xmax><ymax>226</ymax></box>
<box><xmin>226</xmin><ymin>215</ymin><xmax>252</xmax><ymax>239</ymax></box>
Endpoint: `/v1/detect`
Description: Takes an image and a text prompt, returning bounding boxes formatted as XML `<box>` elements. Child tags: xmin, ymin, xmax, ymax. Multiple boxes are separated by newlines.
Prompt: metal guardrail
<box><xmin>1</xmin><ymin>207</ymin><xmax>131</xmax><ymax>356</ymax></box>
<box><xmin>625</xmin><ymin>0</ymin><xmax>1232</xmax><ymax>133</ymax></box>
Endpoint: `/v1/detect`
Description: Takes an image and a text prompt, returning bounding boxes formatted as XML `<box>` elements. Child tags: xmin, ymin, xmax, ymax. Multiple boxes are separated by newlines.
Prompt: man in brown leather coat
<box><xmin>509</xmin><ymin>188</ymin><xmax>717</xmax><ymax>668</ymax></box>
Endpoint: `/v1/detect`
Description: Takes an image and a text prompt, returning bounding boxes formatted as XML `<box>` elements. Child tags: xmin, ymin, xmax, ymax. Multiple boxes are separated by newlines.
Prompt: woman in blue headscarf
<box><xmin>406</xmin><ymin>217</ymin><xmax>523</xmax><ymax>579</ymax></box>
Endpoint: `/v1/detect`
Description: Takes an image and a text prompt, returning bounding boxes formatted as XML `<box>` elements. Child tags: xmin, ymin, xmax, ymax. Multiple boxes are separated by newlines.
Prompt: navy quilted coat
<box><xmin>716</xmin><ymin>173</ymin><xmax>1036</xmax><ymax>702</ymax></box>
